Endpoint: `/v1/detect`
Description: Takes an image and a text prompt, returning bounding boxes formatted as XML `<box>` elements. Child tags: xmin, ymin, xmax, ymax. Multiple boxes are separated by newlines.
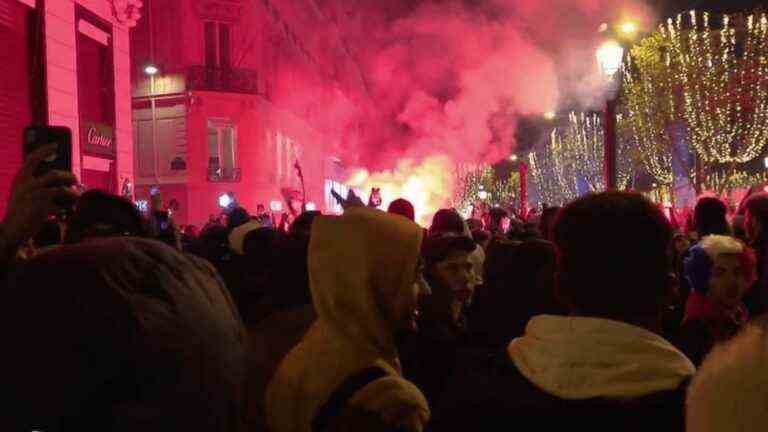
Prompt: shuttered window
<box><xmin>0</xmin><ymin>0</ymin><xmax>32</xmax><ymax>217</ymax></box>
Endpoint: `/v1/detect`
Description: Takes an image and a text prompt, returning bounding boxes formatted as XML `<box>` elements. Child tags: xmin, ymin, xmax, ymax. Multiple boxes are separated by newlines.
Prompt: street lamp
<box><xmin>144</xmin><ymin>64</ymin><xmax>159</xmax><ymax>76</ymax></box>
<box><xmin>596</xmin><ymin>41</ymin><xmax>624</xmax><ymax>77</ymax></box>
<box><xmin>619</xmin><ymin>21</ymin><xmax>638</xmax><ymax>38</ymax></box>
<box><xmin>763</xmin><ymin>156</ymin><xmax>768</xmax><ymax>169</ymax></box>
<box><xmin>597</xmin><ymin>39</ymin><xmax>626</xmax><ymax>191</ymax></box>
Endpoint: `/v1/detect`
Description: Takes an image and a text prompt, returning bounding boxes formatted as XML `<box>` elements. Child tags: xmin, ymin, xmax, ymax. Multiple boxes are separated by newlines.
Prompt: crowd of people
<box><xmin>3</xmin><ymin>144</ymin><xmax>768</xmax><ymax>431</ymax></box>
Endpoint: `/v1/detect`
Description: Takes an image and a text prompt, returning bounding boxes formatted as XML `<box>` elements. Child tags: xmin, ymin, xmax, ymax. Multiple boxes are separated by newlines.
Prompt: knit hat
<box><xmin>684</xmin><ymin>235</ymin><xmax>755</xmax><ymax>294</ymax></box>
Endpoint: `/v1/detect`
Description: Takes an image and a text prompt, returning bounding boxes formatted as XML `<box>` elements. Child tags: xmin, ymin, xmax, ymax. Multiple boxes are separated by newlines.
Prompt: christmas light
<box><xmin>529</xmin><ymin>112</ymin><xmax>634</xmax><ymax>206</ymax></box>
<box><xmin>452</xmin><ymin>164</ymin><xmax>520</xmax><ymax>213</ymax></box>
<box><xmin>626</xmin><ymin>9</ymin><xmax>768</xmax><ymax>172</ymax></box>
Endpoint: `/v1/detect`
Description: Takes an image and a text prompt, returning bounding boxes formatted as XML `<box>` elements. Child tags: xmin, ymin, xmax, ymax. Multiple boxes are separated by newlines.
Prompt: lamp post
<box><xmin>510</xmin><ymin>154</ymin><xmax>528</xmax><ymax>218</ymax></box>
<box><xmin>596</xmin><ymin>39</ymin><xmax>625</xmax><ymax>191</ymax></box>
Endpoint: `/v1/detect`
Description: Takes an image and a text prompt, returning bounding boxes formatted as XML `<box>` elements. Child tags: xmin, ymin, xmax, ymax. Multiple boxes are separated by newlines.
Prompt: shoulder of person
<box><xmin>348</xmin><ymin>373</ymin><xmax>430</xmax><ymax>432</ymax></box>
<box><xmin>326</xmin><ymin>404</ymin><xmax>414</xmax><ymax>432</ymax></box>
<box><xmin>432</xmin><ymin>348</ymin><xmax>541</xmax><ymax>416</ymax></box>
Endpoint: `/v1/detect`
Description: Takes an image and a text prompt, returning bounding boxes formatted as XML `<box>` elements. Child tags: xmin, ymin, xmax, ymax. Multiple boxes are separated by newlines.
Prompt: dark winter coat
<box><xmin>2</xmin><ymin>237</ymin><xmax>247</xmax><ymax>432</ymax></box>
<box><xmin>431</xmin><ymin>315</ymin><xmax>695</xmax><ymax>432</ymax></box>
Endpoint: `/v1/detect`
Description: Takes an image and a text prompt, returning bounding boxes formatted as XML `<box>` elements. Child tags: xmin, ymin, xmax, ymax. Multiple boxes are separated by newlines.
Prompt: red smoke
<box><xmin>266</xmin><ymin>0</ymin><xmax>654</xmax><ymax>217</ymax></box>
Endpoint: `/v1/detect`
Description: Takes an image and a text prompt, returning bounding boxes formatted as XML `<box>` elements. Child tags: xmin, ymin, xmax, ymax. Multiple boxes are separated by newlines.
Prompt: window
<box><xmin>207</xmin><ymin>119</ymin><xmax>238</xmax><ymax>181</ymax></box>
<box><xmin>204</xmin><ymin>21</ymin><xmax>231</xmax><ymax>69</ymax></box>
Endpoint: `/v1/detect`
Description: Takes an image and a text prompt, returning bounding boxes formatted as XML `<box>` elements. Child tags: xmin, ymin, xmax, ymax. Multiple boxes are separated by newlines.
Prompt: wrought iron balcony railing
<box><xmin>187</xmin><ymin>66</ymin><xmax>259</xmax><ymax>95</ymax></box>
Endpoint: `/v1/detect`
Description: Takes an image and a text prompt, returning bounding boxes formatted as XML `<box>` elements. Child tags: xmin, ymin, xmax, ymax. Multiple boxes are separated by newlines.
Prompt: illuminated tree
<box><xmin>623</xmin><ymin>33</ymin><xmax>677</xmax><ymax>187</ymax></box>
<box><xmin>553</xmin><ymin>112</ymin><xmax>635</xmax><ymax>192</ymax></box>
<box><xmin>529</xmin><ymin>134</ymin><xmax>578</xmax><ymax>207</ymax></box>
<box><xmin>453</xmin><ymin>164</ymin><xmax>519</xmax><ymax>214</ymax></box>
<box><xmin>624</xmin><ymin>10</ymin><xmax>768</xmax><ymax>194</ymax></box>
<box><xmin>666</xmin><ymin>11</ymin><xmax>768</xmax><ymax>165</ymax></box>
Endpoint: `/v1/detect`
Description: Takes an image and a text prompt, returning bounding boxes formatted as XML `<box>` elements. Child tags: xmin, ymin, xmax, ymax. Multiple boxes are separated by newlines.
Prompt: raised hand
<box><xmin>1</xmin><ymin>144</ymin><xmax>78</xmax><ymax>258</ymax></box>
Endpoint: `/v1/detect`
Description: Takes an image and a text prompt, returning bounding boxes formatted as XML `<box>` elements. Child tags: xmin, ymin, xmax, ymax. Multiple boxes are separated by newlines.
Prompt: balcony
<box><xmin>207</xmin><ymin>157</ymin><xmax>241</xmax><ymax>182</ymax></box>
<box><xmin>187</xmin><ymin>66</ymin><xmax>259</xmax><ymax>95</ymax></box>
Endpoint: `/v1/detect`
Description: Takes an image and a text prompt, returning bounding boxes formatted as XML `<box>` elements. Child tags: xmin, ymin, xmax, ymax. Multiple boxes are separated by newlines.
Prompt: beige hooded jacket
<box><xmin>266</xmin><ymin>207</ymin><xmax>430</xmax><ymax>432</ymax></box>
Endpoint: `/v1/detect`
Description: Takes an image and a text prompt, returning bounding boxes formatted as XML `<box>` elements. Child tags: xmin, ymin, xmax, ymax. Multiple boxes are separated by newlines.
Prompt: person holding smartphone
<box><xmin>0</xmin><ymin>139</ymin><xmax>78</xmax><ymax>270</ymax></box>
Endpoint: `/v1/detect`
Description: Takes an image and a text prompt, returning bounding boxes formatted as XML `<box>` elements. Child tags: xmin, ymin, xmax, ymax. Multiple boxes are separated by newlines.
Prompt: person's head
<box><xmin>185</xmin><ymin>225</ymin><xmax>199</xmax><ymax>238</ymax></box>
<box><xmin>309</xmin><ymin>207</ymin><xmax>428</xmax><ymax>347</ymax></box>
<box><xmin>429</xmin><ymin>208</ymin><xmax>465</xmax><ymax>237</ymax></box>
<box><xmin>743</xmin><ymin>193</ymin><xmax>768</xmax><ymax>244</ymax></box>
<box><xmin>694</xmin><ymin>197</ymin><xmax>730</xmax><ymax>238</ymax></box>
<box><xmin>687</xmin><ymin>323</ymin><xmax>768</xmax><ymax>432</ymax></box>
<box><xmin>539</xmin><ymin>206</ymin><xmax>561</xmax><ymax>241</ymax></box>
<box><xmin>150</xmin><ymin>189</ymin><xmax>163</xmax><ymax>211</ymax></box>
<box><xmin>731</xmin><ymin>215</ymin><xmax>747</xmax><ymax>243</ymax></box>
<box><xmin>472</xmin><ymin>229</ymin><xmax>491</xmax><ymax>251</ymax></box>
<box><xmin>256</xmin><ymin>204</ymin><xmax>266</xmax><ymax>214</ymax></box>
<box><xmin>672</xmin><ymin>232</ymin><xmax>691</xmax><ymax>255</ymax></box>
<box><xmin>489</xmin><ymin>207</ymin><xmax>511</xmax><ymax>234</ymax></box>
<box><xmin>684</xmin><ymin>235</ymin><xmax>756</xmax><ymax>310</ymax></box>
<box><xmin>3</xmin><ymin>237</ymin><xmax>245</xmax><ymax>430</ymax></box>
<box><xmin>66</xmin><ymin>190</ymin><xmax>147</xmax><ymax>244</ymax></box>
<box><xmin>33</xmin><ymin>219</ymin><xmax>63</xmax><ymax>249</ymax></box>
<box><xmin>421</xmin><ymin>235</ymin><xmax>476</xmax><ymax>325</ymax></box>
<box><xmin>387</xmin><ymin>198</ymin><xmax>415</xmax><ymax>222</ymax></box>
<box><xmin>188</xmin><ymin>223</ymin><xmax>230</xmax><ymax>265</ymax></box>
<box><xmin>466</xmin><ymin>218</ymin><xmax>484</xmax><ymax>232</ymax></box>
<box><xmin>553</xmin><ymin>192</ymin><xmax>673</xmax><ymax>322</ymax></box>
<box><xmin>226</xmin><ymin>206</ymin><xmax>250</xmax><ymax>232</ymax></box>
<box><xmin>290</xmin><ymin>210</ymin><xmax>321</xmax><ymax>237</ymax></box>
<box><xmin>243</xmin><ymin>227</ymin><xmax>280</xmax><ymax>259</ymax></box>
<box><xmin>477</xmin><ymin>239</ymin><xmax>561</xmax><ymax>342</ymax></box>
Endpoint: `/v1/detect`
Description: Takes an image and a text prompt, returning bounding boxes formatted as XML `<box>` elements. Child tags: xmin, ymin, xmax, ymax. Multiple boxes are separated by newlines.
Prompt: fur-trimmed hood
<box><xmin>508</xmin><ymin>315</ymin><xmax>695</xmax><ymax>399</ymax></box>
<box><xmin>687</xmin><ymin>323</ymin><xmax>768</xmax><ymax>432</ymax></box>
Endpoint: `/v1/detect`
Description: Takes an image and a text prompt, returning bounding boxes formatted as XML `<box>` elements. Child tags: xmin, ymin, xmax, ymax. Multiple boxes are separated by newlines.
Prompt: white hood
<box><xmin>509</xmin><ymin>315</ymin><xmax>695</xmax><ymax>399</ymax></box>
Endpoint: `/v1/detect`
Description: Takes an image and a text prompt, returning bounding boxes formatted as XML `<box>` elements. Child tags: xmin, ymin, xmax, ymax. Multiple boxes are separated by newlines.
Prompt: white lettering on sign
<box><xmin>87</xmin><ymin>127</ymin><xmax>113</xmax><ymax>149</ymax></box>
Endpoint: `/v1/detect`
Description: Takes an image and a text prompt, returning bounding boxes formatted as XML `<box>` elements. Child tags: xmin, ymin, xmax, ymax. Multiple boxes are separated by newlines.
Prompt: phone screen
<box><xmin>23</xmin><ymin>126</ymin><xmax>72</xmax><ymax>176</ymax></box>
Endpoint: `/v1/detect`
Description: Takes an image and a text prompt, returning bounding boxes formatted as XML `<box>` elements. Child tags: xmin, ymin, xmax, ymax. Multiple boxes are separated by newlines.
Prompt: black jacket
<box><xmin>430</xmin><ymin>350</ymin><xmax>689</xmax><ymax>432</ymax></box>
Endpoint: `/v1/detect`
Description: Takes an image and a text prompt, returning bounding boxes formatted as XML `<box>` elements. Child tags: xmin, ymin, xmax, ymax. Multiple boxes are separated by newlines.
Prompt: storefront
<box><xmin>76</xmin><ymin>5</ymin><xmax>118</xmax><ymax>192</ymax></box>
<box><xmin>0</xmin><ymin>0</ymin><xmax>139</xmax><ymax>217</ymax></box>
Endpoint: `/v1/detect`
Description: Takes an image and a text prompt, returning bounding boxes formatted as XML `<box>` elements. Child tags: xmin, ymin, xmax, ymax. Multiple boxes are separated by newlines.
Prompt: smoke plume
<box><xmin>268</xmin><ymin>0</ymin><xmax>655</xmax><ymax>219</ymax></box>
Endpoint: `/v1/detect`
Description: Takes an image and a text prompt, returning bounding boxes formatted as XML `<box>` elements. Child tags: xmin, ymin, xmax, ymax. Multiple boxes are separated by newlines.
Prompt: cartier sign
<box><xmin>82</xmin><ymin>122</ymin><xmax>116</xmax><ymax>158</ymax></box>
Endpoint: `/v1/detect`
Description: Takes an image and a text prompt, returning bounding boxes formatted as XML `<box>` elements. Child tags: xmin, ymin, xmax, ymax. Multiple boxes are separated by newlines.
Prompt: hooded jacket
<box><xmin>2</xmin><ymin>238</ymin><xmax>246</xmax><ymax>432</ymax></box>
<box><xmin>266</xmin><ymin>207</ymin><xmax>430</xmax><ymax>432</ymax></box>
<box><xmin>687</xmin><ymin>323</ymin><xmax>768</xmax><ymax>432</ymax></box>
<box><xmin>508</xmin><ymin>315</ymin><xmax>695</xmax><ymax>399</ymax></box>
<box><xmin>432</xmin><ymin>315</ymin><xmax>695</xmax><ymax>432</ymax></box>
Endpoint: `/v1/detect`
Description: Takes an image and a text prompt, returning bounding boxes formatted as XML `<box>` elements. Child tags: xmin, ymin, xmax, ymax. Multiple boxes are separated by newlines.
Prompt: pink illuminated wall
<box><xmin>44</xmin><ymin>0</ymin><xmax>134</xmax><ymax>188</ymax></box>
<box><xmin>131</xmin><ymin>0</ymin><xmax>340</xmax><ymax>226</ymax></box>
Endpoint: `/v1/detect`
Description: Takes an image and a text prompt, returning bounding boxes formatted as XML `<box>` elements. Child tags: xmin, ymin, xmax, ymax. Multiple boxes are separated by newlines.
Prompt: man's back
<box><xmin>431</xmin><ymin>348</ymin><xmax>688</xmax><ymax>432</ymax></box>
<box><xmin>431</xmin><ymin>314</ymin><xmax>692</xmax><ymax>432</ymax></box>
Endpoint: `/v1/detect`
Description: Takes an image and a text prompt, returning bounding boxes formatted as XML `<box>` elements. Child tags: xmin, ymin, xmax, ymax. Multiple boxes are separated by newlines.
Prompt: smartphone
<box><xmin>23</xmin><ymin>126</ymin><xmax>72</xmax><ymax>176</ymax></box>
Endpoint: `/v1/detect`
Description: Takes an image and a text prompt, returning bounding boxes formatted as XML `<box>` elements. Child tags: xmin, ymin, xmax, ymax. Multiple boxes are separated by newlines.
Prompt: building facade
<box><xmin>131</xmin><ymin>0</ymin><xmax>361</xmax><ymax>226</ymax></box>
<box><xmin>0</xmin><ymin>0</ymin><xmax>138</xmax><ymax>216</ymax></box>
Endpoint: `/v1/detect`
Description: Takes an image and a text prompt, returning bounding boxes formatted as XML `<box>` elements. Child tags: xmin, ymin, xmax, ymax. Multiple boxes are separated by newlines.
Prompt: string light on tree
<box><xmin>453</xmin><ymin>164</ymin><xmax>519</xmax><ymax>215</ymax></box>
<box><xmin>665</xmin><ymin>11</ymin><xmax>768</xmax><ymax>164</ymax></box>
